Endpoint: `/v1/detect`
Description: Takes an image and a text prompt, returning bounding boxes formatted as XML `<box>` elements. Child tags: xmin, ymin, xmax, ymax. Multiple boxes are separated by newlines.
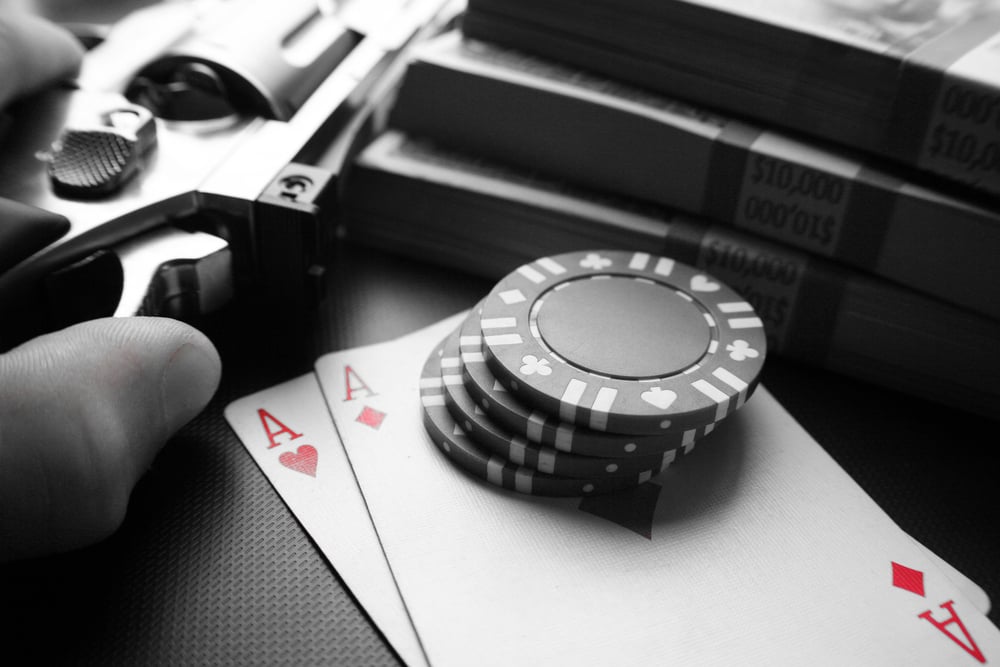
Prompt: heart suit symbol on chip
<box><xmin>280</xmin><ymin>445</ymin><xmax>318</xmax><ymax>476</ymax></box>
<box><xmin>690</xmin><ymin>275</ymin><xmax>720</xmax><ymax>292</ymax></box>
<box><xmin>640</xmin><ymin>387</ymin><xmax>677</xmax><ymax>410</ymax></box>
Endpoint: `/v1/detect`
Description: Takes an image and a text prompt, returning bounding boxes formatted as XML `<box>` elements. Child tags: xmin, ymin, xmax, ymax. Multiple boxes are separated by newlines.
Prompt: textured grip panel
<box><xmin>49</xmin><ymin>129</ymin><xmax>137</xmax><ymax>198</ymax></box>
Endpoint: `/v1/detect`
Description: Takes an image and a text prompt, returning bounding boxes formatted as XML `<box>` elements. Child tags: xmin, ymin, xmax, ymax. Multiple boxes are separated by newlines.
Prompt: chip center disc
<box><xmin>535</xmin><ymin>276</ymin><xmax>710</xmax><ymax>379</ymax></box>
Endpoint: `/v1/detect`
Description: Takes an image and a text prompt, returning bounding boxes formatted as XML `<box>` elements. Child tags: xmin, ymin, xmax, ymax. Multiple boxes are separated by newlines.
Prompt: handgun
<box><xmin>0</xmin><ymin>0</ymin><xmax>460</xmax><ymax>350</ymax></box>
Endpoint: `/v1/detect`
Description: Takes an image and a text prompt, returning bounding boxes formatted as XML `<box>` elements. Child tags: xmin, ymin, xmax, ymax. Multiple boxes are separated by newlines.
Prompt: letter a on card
<box><xmin>919</xmin><ymin>601</ymin><xmax>986</xmax><ymax>663</ymax></box>
<box><xmin>892</xmin><ymin>561</ymin><xmax>986</xmax><ymax>663</ymax></box>
<box><xmin>344</xmin><ymin>365</ymin><xmax>376</xmax><ymax>401</ymax></box>
<box><xmin>258</xmin><ymin>408</ymin><xmax>303</xmax><ymax>449</ymax></box>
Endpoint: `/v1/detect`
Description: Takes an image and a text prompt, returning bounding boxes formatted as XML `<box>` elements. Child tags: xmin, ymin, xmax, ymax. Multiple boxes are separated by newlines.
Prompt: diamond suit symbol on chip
<box><xmin>519</xmin><ymin>354</ymin><xmax>552</xmax><ymax>376</ymax></box>
<box><xmin>891</xmin><ymin>561</ymin><xmax>925</xmax><ymax>596</ymax></box>
<box><xmin>356</xmin><ymin>405</ymin><xmax>387</xmax><ymax>430</ymax></box>
<box><xmin>579</xmin><ymin>253</ymin><xmax>612</xmax><ymax>270</ymax></box>
<box><xmin>726</xmin><ymin>339</ymin><xmax>760</xmax><ymax>361</ymax></box>
<box><xmin>279</xmin><ymin>445</ymin><xmax>318</xmax><ymax>477</ymax></box>
<box><xmin>641</xmin><ymin>386</ymin><xmax>677</xmax><ymax>410</ymax></box>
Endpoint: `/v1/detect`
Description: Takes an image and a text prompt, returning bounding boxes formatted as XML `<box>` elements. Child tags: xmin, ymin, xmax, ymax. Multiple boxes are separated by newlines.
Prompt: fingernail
<box><xmin>161</xmin><ymin>341</ymin><xmax>221</xmax><ymax>430</ymax></box>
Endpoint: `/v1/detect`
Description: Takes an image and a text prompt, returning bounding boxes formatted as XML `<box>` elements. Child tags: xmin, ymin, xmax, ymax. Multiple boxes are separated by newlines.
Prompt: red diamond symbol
<box><xmin>892</xmin><ymin>561</ymin><xmax>925</xmax><ymax>597</ymax></box>
<box><xmin>356</xmin><ymin>406</ymin><xmax>386</xmax><ymax>430</ymax></box>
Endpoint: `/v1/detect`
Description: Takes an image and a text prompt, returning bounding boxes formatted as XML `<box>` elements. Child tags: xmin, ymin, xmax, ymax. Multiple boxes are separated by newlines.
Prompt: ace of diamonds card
<box><xmin>312</xmin><ymin>315</ymin><xmax>1000</xmax><ymax>667</ymax></box>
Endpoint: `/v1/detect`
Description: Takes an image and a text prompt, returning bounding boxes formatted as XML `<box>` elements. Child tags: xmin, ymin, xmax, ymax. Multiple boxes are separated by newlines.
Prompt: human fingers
<box><xmin>0</xmin><ymin>9</ymin><xmax>83</xmax><ymax>108</ymax></box>
<box><xmin>0</xmin><ymin>317</ymin><xmax>221</xmax><ymax>562</ymax></box>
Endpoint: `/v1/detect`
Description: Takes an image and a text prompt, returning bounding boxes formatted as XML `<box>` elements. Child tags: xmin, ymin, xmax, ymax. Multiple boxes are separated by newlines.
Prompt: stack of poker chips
<box><xmin>419</xmin><ymin>249</ymin><xmax>768</xmax><ymax>497</ymax></box>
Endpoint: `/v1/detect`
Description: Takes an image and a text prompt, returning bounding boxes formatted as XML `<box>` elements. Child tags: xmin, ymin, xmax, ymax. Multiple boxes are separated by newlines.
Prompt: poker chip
<box><xmin>439</xmin><ymin>325</ymin><xmax>678</xmax><ymax>478</ymax></box>
<box><xmin>419</xmin><ymin>250</ymin><xmax>767</xmax><ymax>497</ymax></box>
<box><xmin>421</xmin><ymin>333</ymin><xmax>667</xmax><ymax>497</ymax></box>
<box><xmin>458</xmin><ymin>304</ymin><xmax>714</xmax><ymax>458</ymax></box>
<box><xmin>479</xmin><ymin>250</ymin><xmax>767</xmax><ymax>434</ymax></box>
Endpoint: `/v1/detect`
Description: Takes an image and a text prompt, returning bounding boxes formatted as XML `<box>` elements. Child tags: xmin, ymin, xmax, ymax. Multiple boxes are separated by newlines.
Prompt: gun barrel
<box><xmin>83</xmin><ymin>0</ymin><xmax>361</xmax><ymax>121</ymax></box>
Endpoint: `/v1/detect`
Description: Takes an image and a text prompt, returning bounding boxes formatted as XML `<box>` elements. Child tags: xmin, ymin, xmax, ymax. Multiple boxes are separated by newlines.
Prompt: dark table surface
<box><xmin>1</xmin><ymin>239</ymin><xmax>998</xmax><ymax>665</ymax></box>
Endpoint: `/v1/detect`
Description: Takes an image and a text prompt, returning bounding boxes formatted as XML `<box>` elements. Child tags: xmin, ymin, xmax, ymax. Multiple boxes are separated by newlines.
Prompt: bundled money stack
<box><xmin>462</xmin><ymin>0</ymin><xmax>1000</xmax><ymax>198</ymax></box>
<box><xmin>337</xmin><ymin>1</ymin><xmax>1000</xmax><ymax>416</ymax></box>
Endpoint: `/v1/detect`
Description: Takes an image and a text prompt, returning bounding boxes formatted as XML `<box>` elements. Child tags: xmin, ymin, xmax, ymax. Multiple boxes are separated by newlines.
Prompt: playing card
<box><xmin>224</xmin><ymin>373</ymin><xmax>426</xmax><ymax>667</ymax></box>
<box><xmin>917</xmin><ymin>535</ymin><xmax>991</xmax><ymax>618</ymax></box>
<box><xmin>315</xmin><ymin>314</ymin><xmax>1000</xmax><ymax>667</ymax></box>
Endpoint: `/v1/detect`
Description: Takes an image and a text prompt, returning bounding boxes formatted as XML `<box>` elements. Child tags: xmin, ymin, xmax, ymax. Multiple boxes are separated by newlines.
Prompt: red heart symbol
<box><xmin>279</xmin><ymin>444</ymin><xmax>318</xmax><ymax>477</ymax></box>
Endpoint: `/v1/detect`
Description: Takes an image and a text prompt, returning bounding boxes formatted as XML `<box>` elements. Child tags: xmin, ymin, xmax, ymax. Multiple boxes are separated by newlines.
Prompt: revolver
<box><xmin>0</xmin><ymin>0</ymin><xmax>458</xmax><ymax>350</ymax></box>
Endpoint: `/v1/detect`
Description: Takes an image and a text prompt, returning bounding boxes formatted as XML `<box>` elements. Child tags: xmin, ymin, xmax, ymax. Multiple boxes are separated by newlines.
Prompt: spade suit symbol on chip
<box><xmin>641</xmin><ymin>387</ymin><xmax>677</xmax><ymax>410</ymax></box>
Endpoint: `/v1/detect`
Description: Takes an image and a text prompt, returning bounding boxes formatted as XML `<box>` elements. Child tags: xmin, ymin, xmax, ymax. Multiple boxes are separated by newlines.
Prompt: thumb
<box><xmin>0</xmin><ymin>10</ymin><xmax>84</xmax><ymax>108</ymax></box>
<box><xmin>0</xmin><ymin>317</ymin><xmax>221</xmax><ymax>562</ymax></box>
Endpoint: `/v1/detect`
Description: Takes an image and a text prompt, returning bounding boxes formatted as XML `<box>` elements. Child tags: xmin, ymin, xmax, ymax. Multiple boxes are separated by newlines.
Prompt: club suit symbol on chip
<box><xmin>580</xmin><ymin>252</ymin><xmax>612</xmax><ymax>270</ymax></box>
<box><xmin>519</xmin><ymin>354</ymin><xmax>552</xmax><ymax>376</ymax></box>
<box><xmin>726</xmin><ymin>340</ymin><xmax>760</xmax><ymax>361</ymax></box>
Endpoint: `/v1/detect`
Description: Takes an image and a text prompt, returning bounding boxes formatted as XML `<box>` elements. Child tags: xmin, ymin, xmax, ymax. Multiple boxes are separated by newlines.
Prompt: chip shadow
<box><xmin>578</xmin><ymin>410</ymin><xmax>750</xmax><ymax>539</ymax></box>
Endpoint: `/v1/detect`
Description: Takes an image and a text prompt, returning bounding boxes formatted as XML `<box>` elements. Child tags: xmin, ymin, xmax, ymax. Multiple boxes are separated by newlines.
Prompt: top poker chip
<box><xmin>479</xmin><ymin>250</ymin><xmax>767</xmax><ymax>434</ymax></box>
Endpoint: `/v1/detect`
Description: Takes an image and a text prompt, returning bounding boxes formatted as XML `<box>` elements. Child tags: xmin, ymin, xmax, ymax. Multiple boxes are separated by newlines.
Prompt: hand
<box><xmin>0</xmin><ymin>11</ymin><xmax>223</xmax><ymax>562</ymax></box>
<box><xmin>0</xmin><ymin>8</ymin><xmax>84</xmax><ymax>108</ymax></box>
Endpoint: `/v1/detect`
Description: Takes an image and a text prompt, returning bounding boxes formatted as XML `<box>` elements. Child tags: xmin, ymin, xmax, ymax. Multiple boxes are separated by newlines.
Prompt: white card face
<box><xmin>224</xmin><ymin>374</ymin><xmax>426</xmax><ymax>667</ymax></box>
<box><xmin>315</xmin><ymin>315</ymin><xmax>1000</xmax><ymax>667</ymax></box>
